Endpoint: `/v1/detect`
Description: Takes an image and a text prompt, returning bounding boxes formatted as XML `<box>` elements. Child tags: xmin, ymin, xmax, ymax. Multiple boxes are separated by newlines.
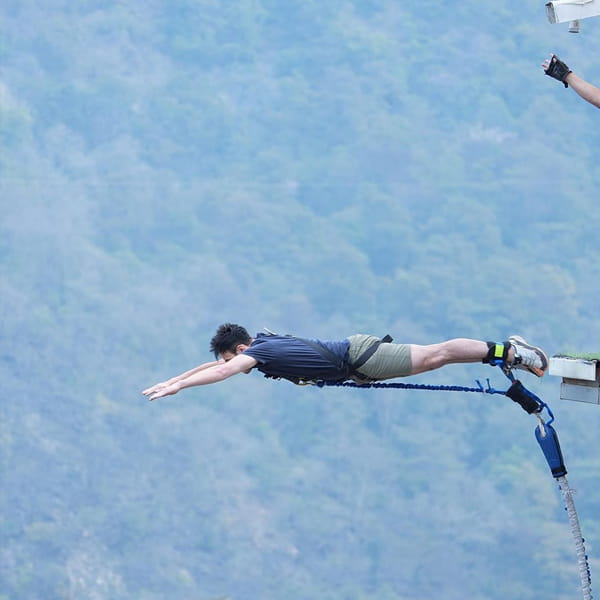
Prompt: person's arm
<box><xmin>145</xmin><ymin>353</ymin><xmax>258</xmax><ymax>401</ymax></box>
<box><xmin>565</xmin><ymin>71</ymin><xmax>600</xmax><ymax>109</ymax></box>
<box><xmin>543</xmin><ymin>54</ymin><xmax>600</xmax><ymax>109</ymax></box>
<box><xmin>142</xmin><ymin>359</ymin><xmax>223</xmax><ymax>397</ymax></box>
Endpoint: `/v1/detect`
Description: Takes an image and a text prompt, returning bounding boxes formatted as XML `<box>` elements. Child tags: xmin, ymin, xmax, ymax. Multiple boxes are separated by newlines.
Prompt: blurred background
<box><xmin>2</xmin><ymin>1</ymin><xmax>600</xmax><ymax>598</ymax></box>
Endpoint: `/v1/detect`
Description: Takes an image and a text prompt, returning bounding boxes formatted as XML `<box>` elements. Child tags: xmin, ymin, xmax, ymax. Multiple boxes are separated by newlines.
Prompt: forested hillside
<box><xmin>2</xmin><ymin>1</ymin><xmax>600</xmax><ymax>599</ymax></box>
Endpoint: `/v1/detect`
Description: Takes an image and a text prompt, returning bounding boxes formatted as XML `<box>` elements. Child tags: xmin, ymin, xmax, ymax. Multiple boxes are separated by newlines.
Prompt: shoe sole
<box><xmin>509</xmin><ymin>335</ymin><xmax>548</xmax><ymax>377</ymax></box>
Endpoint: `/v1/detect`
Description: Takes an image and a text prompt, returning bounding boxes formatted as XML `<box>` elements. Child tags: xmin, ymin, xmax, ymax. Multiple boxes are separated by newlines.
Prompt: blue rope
<box><xmin>317</xmin><ymin>363</ymin><xmax>553</xmax><ymax>420</ymax></box>
<box><xmin>317</xmin><ymin>377</ymin><xmax>508</xmax><ymax>395</ymax></box>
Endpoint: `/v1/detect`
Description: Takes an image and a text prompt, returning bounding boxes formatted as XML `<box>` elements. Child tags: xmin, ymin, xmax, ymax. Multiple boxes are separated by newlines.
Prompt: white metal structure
<box><xmin>549</xmin><ymin>356</ymin><xmax>600</xmax><ymax>404</ymax></box>
<box><xmin>546</xmin><ymin>0</ymin><xmax>600</xmax><ymax>31</ymax></box>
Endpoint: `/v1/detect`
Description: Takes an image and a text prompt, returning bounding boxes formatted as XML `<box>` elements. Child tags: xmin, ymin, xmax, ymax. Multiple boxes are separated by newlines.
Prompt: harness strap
<box><xmin>351</xmin><ymin>334</ymin><xmax>393</xmax><ymax>372</ymax></box>
<box><xmin>297</xmin><ymin>337</ymin><xmax>347</xmax><ymax>370</ymax></box>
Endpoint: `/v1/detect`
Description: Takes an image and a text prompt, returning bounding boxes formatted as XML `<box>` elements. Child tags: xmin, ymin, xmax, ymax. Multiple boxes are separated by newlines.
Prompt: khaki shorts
<box><xmin>348</xmin><ymin>334</ymin><xmax>412</xmax><ymax>382</ymax></box>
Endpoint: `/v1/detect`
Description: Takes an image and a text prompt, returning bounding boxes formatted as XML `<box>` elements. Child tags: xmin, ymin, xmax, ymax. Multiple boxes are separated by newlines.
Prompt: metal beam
<box><xmin>546</xmin><ymin>0</ymin><xmax>600</xmax><ymax>24</ymax></box>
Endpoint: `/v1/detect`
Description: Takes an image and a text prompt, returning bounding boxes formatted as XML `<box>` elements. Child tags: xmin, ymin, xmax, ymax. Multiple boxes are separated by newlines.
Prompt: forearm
<box><xmin>167</xmin><ymin>360</ymin><xmax>222</xmax><ymax>384</ymax></box>
<box><xmin>566</xmin><ymin>72</ymin><xmax>600</xmax><ymax>109</ymax></box>
<box><xmin>177</xmin><ymin>364</ymin><xmax>231</xmax><ymax>389</ymax></box>
<box><xmin>145</xmin><ymin>353</ymin><xmax>256</xmax><ymax>401</ymax></box>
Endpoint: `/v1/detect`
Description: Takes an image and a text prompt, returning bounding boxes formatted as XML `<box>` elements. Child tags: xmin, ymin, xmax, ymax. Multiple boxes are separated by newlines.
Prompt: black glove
<box><xmin>545</xmin><ymin>55</ymin><xmax>572</xmax><ymax>88</ymax></box>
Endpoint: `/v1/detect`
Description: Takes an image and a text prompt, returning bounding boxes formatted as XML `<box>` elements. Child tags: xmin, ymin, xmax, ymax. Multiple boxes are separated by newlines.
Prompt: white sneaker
<box><xmin>508</xmin><ymin>335</ymin><xmax>548</xmax><ymax>377</ymax></box>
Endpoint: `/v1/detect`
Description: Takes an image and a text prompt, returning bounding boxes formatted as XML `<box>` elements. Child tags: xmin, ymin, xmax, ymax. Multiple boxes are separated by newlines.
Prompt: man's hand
<box><xmin>142</xmin><ymin>380</ymin><xmax>172</xmax><ymax>397</ymax></box>
<box><xmin>543</xmin><ymin>53</ymin><xmax>572</xmax><ymax>88</ymax></box>
<box><xmin>145</xmin><ymin>380</ymin><xmax>182</xmax><ymax>401</ymax></box>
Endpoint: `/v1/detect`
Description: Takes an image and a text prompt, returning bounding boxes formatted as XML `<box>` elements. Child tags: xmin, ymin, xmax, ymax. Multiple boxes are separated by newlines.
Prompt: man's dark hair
<box><xmin>210</xmin><ymin>323</ymin><xmax>252</xmax><ymax>358</ymax></box>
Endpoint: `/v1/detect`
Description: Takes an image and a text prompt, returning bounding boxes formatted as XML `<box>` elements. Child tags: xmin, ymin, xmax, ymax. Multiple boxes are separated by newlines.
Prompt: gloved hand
<box><xmin>544</xmin><ymin>54</ymin><xmax>572</xmax><ymax>88</ymax></box>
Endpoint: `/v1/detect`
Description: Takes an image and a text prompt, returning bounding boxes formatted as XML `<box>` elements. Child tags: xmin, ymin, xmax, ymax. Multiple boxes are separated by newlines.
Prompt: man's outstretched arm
<box><xmin>144</xmin><ymin>353</ymin><xmax>258</xmax><ymax>401</ymax></box>
<box><xmin>565</xmin><ymin>71</ymin><xmax>600</xmax><ymax>109</ymax></box>
<box><xmin>143</xmin><ymin>359</ymin><xmax>223</xmax><ymax>397</ymax></box>
<box><xmin>543</xmin><ymin>54</ymin><xmax>600</xmax><ymax>109</ymax></box>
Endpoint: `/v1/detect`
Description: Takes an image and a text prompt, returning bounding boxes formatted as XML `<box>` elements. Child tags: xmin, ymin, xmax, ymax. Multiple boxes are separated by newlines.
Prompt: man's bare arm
<box><xmin>146</xmin><ymin>353</ymin><xmax>258</xmax><ymax>401</ymax></box>
<box><xmin>566</xmin><ymin>72</ymin><xmax>600</xmax><ymax>109</ymax></box>
<box><xmin>543</xmin><ymin>54</ymin><xmax>600</xmax><ymax>109</ymax></box>
<box><xmin>143</xmin><ymin>360</ymin><xmax>223</xmax><ymax>397</ymax></box>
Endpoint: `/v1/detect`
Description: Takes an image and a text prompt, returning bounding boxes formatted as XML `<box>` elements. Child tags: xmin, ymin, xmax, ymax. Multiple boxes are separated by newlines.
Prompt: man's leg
<box><xmin>410</xmin><ymin>336</ymin><xmax>547</xmax><ymax>377</ymax></box>
<box><xmin>410</xmin><ymin>339</ymin><xmax>499</xmax><ymax>374</ymax></box>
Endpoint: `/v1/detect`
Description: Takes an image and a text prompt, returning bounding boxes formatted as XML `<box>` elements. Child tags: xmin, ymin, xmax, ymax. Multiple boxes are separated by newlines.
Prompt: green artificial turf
<box><xmin>554</xmin><ymin>353</ymin><xmax>600</xmax><ymax>360</ymax></box>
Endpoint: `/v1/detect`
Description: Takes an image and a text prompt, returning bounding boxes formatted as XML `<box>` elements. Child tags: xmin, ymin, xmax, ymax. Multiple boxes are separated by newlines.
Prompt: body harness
<box><xmin>300</xmin><ymin>333</ymin><xmax>393</xmax><ymax>382</ymax></box>
<box><xmin>260</xmin><ymin>330</ymin><xmax>393</xmax><ymax>385</ymax></box>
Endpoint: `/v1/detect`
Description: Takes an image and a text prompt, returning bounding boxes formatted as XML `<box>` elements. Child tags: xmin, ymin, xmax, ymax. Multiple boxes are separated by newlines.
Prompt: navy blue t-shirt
<box><xmin>242</xmin><ymin>333</ymin><xmax>351</xmax><ymax>382</ymax></box>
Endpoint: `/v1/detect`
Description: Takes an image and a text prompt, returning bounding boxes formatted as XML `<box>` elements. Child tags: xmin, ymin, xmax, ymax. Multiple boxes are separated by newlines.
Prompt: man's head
<box><xmin>210</xmin><ymin>323</ymin><xmax>252</xmax><ymax>359</ymax></box>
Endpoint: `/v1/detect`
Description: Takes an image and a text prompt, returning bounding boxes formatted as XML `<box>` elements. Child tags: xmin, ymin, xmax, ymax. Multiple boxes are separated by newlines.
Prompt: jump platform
<box><xmin>549</xmin><ymin>355</ymin><xmax>600</xmax><ymax>404</ymax></box>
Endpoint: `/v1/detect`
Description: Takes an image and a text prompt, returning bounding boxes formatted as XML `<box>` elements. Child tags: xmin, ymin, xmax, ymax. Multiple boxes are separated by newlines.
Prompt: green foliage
<box><xmin>2</xmin><ymin>1</ymin><xmax>600</xmax><ymax>599</ymax></box>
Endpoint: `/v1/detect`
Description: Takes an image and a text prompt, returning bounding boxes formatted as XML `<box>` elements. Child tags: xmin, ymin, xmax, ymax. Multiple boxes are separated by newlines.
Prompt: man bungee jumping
<box><xmin>143</xmin><ymin>324</ymin><xmax>548</xmax><ymax>401</ymax></box>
